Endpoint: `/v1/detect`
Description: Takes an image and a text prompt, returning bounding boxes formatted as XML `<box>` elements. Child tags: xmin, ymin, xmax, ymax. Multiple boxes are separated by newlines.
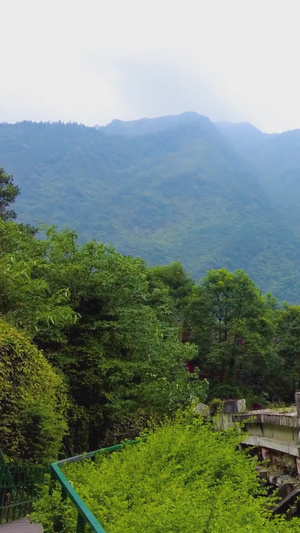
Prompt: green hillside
<box><xmin>1</xmin><ymin>115</ymin><xmax>300</xmax><ymax>301</ymax></box>
<box><xmin>219</xmin><ymin>125</ymin><xmax>300</xmax><ymax>236</ymax></box>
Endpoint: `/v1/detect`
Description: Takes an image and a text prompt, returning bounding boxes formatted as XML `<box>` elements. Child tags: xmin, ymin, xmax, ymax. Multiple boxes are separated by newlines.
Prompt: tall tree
<box><xmin>147</xmin><ymin>262</ymin><xmax>194</xmax><ymax>323</ymax></box>
<box><xmin>184</xmin><ymin>269</ymin><xmax>280</xmax><ymax>400</ymax></box>
<box><xmin>275</xmin><ymin>304</ymin><xmax>300</xmax><ymax>401</ymax></box>
<box><xmin>0</xmin><ymin>220</ymin><xmax>76</xmax><ymax>336</ymax></box>
<box><xmin>36</xmin><ymin>228</ymin><xmax>206</xmax><ymax>451</ymax></box>
<box><xmin>0</xmin><ymin>168</ymin><xmax>20</xmax><ymax>220</ymax></box>
<box><xmin>0</xmin><ymin>223</ymin><xmax>207</xmax><ymax>452</ymax></box>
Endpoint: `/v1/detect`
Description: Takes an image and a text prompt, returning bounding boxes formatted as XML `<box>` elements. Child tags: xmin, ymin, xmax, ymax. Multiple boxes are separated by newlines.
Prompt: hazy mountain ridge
<box><xmin>98</xmin><ymin>111</ymin><xmax>210</xmax><ymax>137</ymax></box>
<box><xmin>1</xmin><ymin>114</ymin><xmax>300</xmax><ymax>301</ymax></box>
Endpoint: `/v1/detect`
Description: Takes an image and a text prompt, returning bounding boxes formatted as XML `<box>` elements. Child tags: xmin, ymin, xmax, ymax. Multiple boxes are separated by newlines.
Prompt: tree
<box><xmin>275</xmin><ymin>304</ymin><xmax>300</xmax><ymax>401</ymax></box>
<box><xmin>0</xmin><ymin>225</ymin><xmax>205</xmax><ymax>452</ymax></box>
<box><xmin>0</xmin><ymin>168</ymin><xmax>20</xmax><ymax>220</ymax></box>
<box><xmin>0</xmin><ymin>220</ymin><xmax>76</xmax><ymax>337</ymax></box>
<box><xmin>34</xmin><ymin>228</ymin><xmax>206</xmax><ymax>451</ymax></box>
<box><xmin>0</xmin><ymin>222</ymin><xmax>207</xmax><ymax>453</ymax></box>
<box><xmin>147</xmin><ymin>262</ymin><xmax>194</xmax><ymax>323</ymax></box>
<box><xmin>0</xmin><ymin>318</ymin><xmax>67</xmax><ymax>463</ymax></box>
<box><xmin>184</xmin><ymin>269</ymin><xmax>280</xmax><ymax>401</ymax></box>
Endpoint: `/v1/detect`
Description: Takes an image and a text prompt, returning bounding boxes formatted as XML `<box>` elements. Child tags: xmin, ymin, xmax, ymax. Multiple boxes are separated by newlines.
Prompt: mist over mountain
<box><xmin>98</xmin><ymin>112</ymin><xmax>210</xmax><ymax>136</ymax></box>
<box><xmin>1</xmin><ymin>113</ymin><xmax>300</xmax><ymax>301</ymax></box>
<box><xmin>217</xmin><ymin>122</ymin><xmax>300</xmax><ymax>237</ymax></box>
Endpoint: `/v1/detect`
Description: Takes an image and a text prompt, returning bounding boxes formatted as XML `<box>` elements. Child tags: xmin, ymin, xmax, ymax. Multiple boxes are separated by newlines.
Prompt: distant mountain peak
<box><xmin>99</xmin><ymin>112</ymin><xmax>212</xmax><ymax>137</ymax></box>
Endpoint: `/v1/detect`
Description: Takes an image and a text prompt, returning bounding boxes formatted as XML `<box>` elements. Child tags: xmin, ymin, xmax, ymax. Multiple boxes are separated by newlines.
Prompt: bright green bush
<box><xmin>0</xmin><ymin>318</ymin><xmax>68</xmax><ymax>463</ymax></box>
<box><xmin>32</xmin><ymin>413</ymin><xmax>300</xmax><ymax>532</ymax></box>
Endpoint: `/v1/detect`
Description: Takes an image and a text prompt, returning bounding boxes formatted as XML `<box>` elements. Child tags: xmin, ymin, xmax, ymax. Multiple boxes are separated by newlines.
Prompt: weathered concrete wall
<box><xmin>223</xmin><ymin>399</ymin><xmax>246</xmax><ymax>414</ymax></box>
<box><xmin>214</xmin><ymin>396</ymin><xmax>300</xmax><ymax>470</ymax></box>
<box><xmin>233</xmin><ymin>410</ymin><xmax>300</xmax><ymax>429</ymax></box>
<box><xmin>245</xmin><ymin>422</ymin><xmax>299</xmax><ymax>444</ymax></box>
<box><xmin>215</xmin><ymin>396</ymin><xmax>300</xmax><ymax>501</ymax></box>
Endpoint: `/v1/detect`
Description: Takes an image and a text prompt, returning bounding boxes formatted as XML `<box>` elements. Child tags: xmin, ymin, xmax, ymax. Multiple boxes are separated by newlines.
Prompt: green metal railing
<box><xmin>0</xmin><ymin>451</ymin><xmax>47</xmax><ymax>524</ymax></box>
<box><xmin>50</xmin><ymin>440</ymin><xmax>140</xmax><ymax>533</ymax></box>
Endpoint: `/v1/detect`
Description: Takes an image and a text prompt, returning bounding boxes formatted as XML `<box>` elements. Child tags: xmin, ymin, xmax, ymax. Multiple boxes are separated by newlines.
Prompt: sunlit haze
<box><xmin>1</xmin><ymin>0</ymin><xmax>299</xmax><ymax>133</ymax></box>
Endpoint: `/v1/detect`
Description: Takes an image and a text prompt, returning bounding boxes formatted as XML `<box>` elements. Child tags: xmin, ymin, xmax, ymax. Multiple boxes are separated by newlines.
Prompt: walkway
<box><xmin>0</xmin><ymin>518</ymin><xmax>43</xmax><ymax>532</ymax></box>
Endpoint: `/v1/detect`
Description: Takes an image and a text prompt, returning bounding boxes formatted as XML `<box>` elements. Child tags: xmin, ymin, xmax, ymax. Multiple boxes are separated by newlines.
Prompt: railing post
<box><xmin>51</xmin><ymin>443</ymin><xmax>141</xmax><ymax>533</ymax></box>
<box><xmin>295</xmin><ymin>391</ymin><xmax>300</xmax><ymax>415</ymax></box>
<box><xmin>76</xmin><ymin>512</ymin><xmax>86</xmax><ymax>533</ymax></box>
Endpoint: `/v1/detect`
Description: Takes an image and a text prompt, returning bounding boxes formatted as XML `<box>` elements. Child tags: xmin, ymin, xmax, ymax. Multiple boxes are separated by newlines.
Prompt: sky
<box><xmin>1</xmin><ymin>0</ymin><xmax>300</xmax><ymax>133</ymax></box>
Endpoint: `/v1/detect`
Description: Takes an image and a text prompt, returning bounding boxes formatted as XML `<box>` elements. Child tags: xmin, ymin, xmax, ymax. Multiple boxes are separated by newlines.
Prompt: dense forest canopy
<box><xmin>0</xmin><ymin>210</ymin><xmax>207</xmax><ymax>457</ymax></box>
<box><xmin>1</xmin><ymin>115</ymin><xmax>300</xmax><ymax>300</ymax></box>
<box><xmin>1</xmin><ymin>167</ymin><xmax>300</xmax><ymax>462</ymax></box>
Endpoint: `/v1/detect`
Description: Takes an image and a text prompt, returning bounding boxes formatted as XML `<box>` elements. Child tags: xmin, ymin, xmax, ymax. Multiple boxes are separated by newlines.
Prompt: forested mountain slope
<box><xmin>217</xmin><ymin>122</ymin><xmax>300</xmax><ymax>238</ymax></box>
<box><xmin>1</xmin><ymin>115</ymin><xmax>300</xmax><ymax>301</ymax></box>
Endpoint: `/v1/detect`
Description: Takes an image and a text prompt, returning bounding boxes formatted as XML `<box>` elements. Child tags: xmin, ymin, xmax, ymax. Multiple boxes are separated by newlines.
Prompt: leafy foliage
<box><xmin>0</xmin><ymin>220</ymin><xmax>76</xmax><ymax>336</ymax></box>
<box><xmin>0</xmin><ymin>218</ymin><xmax>207</xmax><ymax>454</ymax></box>
<box><xmin>147</xmin><ymin>262</ymin><xmax>194</xmax><ymax>322</ymax></box>
<box><xmin>184</xmin><ymin>269</ymin><xmax>282</xmax><ymax>402</ymax></box>
<box><xmin>0</xmin><ymin>167</ymin><xmax>19</xmax><ymax>220</ymax></box>
<box><xmin>32</xmin><ymin>413</ymin><xmax>300</xmax><ymax>532</ymax></box>
<box><xmin>0</xmin><ymin>318</ymin><xmax>67</xmax><ymax>463</ymax></box>
<box><xmin>275</xmin><ymin>304</ymin><xmax>300</xmax><ymax>400</ymax></box>
<box><xmin>33</xmin><ymin>228</ymin><xmax>206</xmax><ymax>451</ymax></box>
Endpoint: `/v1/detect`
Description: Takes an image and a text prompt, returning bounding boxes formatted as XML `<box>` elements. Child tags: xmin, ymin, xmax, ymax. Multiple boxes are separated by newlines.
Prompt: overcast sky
<box><xmin>1</xmin><ymin>0</ymin><xmax>300</xmax><ymax>133</ymax></box>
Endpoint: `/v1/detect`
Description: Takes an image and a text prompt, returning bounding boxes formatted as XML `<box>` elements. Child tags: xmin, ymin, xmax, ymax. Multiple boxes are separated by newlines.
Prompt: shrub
<box><xmin>33</xmin><ymin>412</ymin><xmax>300</xmax><ymax>532</ymax></box>
<box><xmin>0</xmin><ymin>318</ymin><xmax>68</xmax><ymax>463</ymax></box>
